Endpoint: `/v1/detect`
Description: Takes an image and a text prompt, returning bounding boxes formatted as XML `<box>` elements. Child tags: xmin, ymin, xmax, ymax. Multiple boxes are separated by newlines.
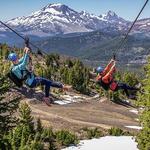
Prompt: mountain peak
<box><xmin>44</xmin><ymin>3</ymin><xmax>65</xmax><ymax>8</ymax></box>
<box><xmin>40</xmin><ymin>3</ymin><xmax>76</xmax><ymax>15</ymax></box>
<box><xmin>80</xmin><ymin>10</ymin><xmax>91</xmax><ymax>16</ymax></box>
<box><xmin>3</xmin><ymin>3</ymin><xmax>146</xmax><ymax>38</ymax></box>
<box><xmin>107</xmin><ymin>10</ymin><xmax>117</xmax><ymax>17</ymax></box>
<box><xmin>42</xmin><ymin>3</ymin><xmax>69</xmax><ymax>11</ymax></box>
<box><xmin>99</xmin><ymin>10</ymin><xmax>118</xmax><ymax>20</ymax></box>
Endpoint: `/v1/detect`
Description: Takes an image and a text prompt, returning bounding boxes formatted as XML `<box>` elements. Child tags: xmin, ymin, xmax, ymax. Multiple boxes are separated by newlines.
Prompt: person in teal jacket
<box><xmin>8</xmin><ymin>47</ymin><xmax>71</xmax><ymax>106</ymax></box>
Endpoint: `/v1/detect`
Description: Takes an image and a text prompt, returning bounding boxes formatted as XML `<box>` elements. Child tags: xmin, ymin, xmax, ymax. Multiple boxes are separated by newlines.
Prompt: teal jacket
<box><xmin>11</xmin><ymin>53</ymin><xmax>35</xmax><ymax>86</ymax></box>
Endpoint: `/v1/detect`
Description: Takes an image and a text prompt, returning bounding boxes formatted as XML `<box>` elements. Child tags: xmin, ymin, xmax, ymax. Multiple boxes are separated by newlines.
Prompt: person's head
<box><xmin>8</xmin><ymin>53</ymin><xmax>19</xmax><ymax>64</ymax></box>
<box><xmin>96</xmin><ymin>66</ymin><xmax>103</xmax><ymax>74</ymax></box>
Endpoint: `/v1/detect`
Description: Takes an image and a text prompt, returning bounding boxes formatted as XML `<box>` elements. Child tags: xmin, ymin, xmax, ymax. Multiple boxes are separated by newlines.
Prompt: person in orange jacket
<box><xmin>96</xmin><ymin>59</ymin><xmax>138</xmax><ymax>98</ymax></box>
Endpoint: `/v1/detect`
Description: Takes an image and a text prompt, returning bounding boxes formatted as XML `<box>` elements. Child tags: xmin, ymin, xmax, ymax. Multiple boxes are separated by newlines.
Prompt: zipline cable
<box><xmin>113</xmin><ymin>0</ymin><xmax>149</xmax><ymax>58</ymax></box>
<box><xmin>0</xmin><ymin>20</ymin><xmax>47</xmax><ymax>55</ymax></box>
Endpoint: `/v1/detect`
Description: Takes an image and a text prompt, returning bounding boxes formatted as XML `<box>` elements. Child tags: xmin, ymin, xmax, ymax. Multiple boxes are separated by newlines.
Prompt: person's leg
<box><xmin>31</xmin><ymin>77</ymin><xmax>54</xmax><ymax>106</ymax></box>
<box><xmin>50</xmin><ymin>80</ymin><xmax>63</xmax><ymax>89</ymax></box>
<box><xmin>117</xmin><ymin>82</ymin><xmax>138</xmax><ymax>97</ymax></box>
<box><xmin>30</xmin><ymin>77</ymin><xmax>71</xmax><ymax>105</ymax></box>
<box><xmin>117</xmin><ymin>82</ymin><xmax>138</xmax><ymax>90</ymax></box>
<box><xmin>29</xmin><ymin>77</ymin><xmax>52</xmax><ymax>102</ymax></box>
<box><xmin>36</xmin><ymin>77</ymin><xmax>62</xmax><ymax>97</ymax></box>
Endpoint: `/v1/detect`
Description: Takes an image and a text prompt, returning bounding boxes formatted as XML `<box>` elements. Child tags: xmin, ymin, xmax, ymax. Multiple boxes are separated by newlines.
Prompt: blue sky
<box><xmin>0</xmin><ymin>0</ymin><xmax>149</xmax><ymax>21</ymax></box>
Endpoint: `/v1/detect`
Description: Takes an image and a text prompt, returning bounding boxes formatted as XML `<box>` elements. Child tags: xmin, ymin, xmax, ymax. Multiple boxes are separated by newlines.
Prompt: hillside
<box><xmin>0</xmin><ymin>43</ymin><xmax>148</xmax><ymax>150</ymax></box>
<box><xmin>35</xmin><ymin>30</ymin><xmax>150</xmax><ymax>65</ymax></box>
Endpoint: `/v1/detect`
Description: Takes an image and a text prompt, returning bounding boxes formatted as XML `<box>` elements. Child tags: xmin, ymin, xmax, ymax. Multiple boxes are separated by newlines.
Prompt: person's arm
<box><xmin>103</xmin><ymin>59</ymin><xmax>115</xmax><ymax>75</ymax></box>
<box><xmin>18</xmin><ymin>56</ymin><xmax>24</xmax><ymax>64</ymax></box>
<box><xmin>19</xmin><ymin>46</ymin><xmax>31</xmax><ymax>63</ymax></box>
<box><xmin>17</xmin><ymin>47</ymin><xmax>30</xmax><ymax>69</ymax></box>
<box><xmin>102</xmin><ymin>63</ymin><xmax>116</xmax><ymax>83</ymax></box>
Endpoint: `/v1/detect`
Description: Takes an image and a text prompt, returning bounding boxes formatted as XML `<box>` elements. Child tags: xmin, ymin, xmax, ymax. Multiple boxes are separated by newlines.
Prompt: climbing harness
<box><xmin>7</xmin><ymin>68</ymin><xmax>32</xmax><ymax>87</ymax></box>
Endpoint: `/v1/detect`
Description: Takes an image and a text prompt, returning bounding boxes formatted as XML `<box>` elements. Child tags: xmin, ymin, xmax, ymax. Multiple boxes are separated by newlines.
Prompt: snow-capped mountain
<box><xmin>0</xmin><ymin>3</ymin><xmax>131</xmax><ymax>37</ymax></box>
<box><xmin>134</xmin><ymin>18</ymin><xmax>150</xmax><ymax>33</ymax></box>
<box><xmin>0</xmin><ymin>3</ymin><xmax>149</xmax><ymax>42</ymax></box>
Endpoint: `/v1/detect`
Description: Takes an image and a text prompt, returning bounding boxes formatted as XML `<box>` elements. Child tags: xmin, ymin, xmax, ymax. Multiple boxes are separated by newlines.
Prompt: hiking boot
<box><xmin>135</xmin><ymin>83</ymin><xmax>142</xmax><ymax>90</ymax></box>
<box><xmin>43</xmin><ymin>97</ymin><xmax>51</xmax><ymax>106</ymax></box>
<box><xmin>128</xmin><ymin>95</ymin><xmax>136</xmax><ymax>100</ymax></box>
<box><xmin>62</xmin><ymin>85</ymin><xmax>72</xmax><ymax>91</ymax></box>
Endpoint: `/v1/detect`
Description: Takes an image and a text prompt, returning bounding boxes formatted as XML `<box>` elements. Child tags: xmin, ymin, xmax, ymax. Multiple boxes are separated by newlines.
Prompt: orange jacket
<box><xmin>96</xmin><ymin>60</ymin><xmax>115</xmax><ymax>82</ymax></box>
<box><xmin>102</xmin><ymin>64</ymin><xmax>116</xmax><ymax>84</ymax></box>
<box><xmin>96</xmin><ymin>60</ymin><xmax>117</xmax><ymax>91</ymax></box>
<box><xmin>103</xmin><ymin>60</ymin><xmax>114</xmax><ymax>76</ymax></box>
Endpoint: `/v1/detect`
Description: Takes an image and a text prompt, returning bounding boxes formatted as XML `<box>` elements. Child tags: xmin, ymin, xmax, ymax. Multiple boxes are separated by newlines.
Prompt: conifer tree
<box><xmin>36</xmin><ymin>117</ymin><xmax>43</xmax><ymax>133</ymax></box>
<box><xmin>7</xmin><ymin>103</ymin><xmax>44</xmax><ymax>149</ymax></box>
<box><xmin>136</xmin><ymin>58</ymin><xmax>150</xmax><ymax>150</ymax></box>
<box><xmin>0</xmin><ymin>76</ymin><xmax>20</xmax><ymax>148</ymax></box>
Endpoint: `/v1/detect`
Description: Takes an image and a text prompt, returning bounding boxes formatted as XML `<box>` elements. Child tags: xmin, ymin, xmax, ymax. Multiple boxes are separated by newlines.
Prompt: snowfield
<box><xmin>62</xmin><ymin>136</ymin><xmax>139</xmax><ymax>150</ymax></box>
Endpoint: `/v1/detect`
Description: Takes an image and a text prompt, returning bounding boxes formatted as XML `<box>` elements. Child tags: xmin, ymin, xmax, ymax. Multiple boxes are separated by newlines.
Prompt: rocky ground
<box><xmin>10</xmin><ymin>87</ymin><xmax>140</xmax><ymax>133</ymax></box>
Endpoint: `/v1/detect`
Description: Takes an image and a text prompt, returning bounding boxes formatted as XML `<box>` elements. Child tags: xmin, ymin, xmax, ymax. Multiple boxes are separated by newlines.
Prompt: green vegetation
<box><xmin>5</xmin><ymin>103</ymin><xmax>45</xmax><ymax>149</ymax></box>
<box><xmin>0</xmin><ymin>44</ymin><xmax>81</xmax><ymax>149</ymax></box>
<box><xmin>44</xmin><ymin>54</ymin><xmax>90</xmax><ymax>94</ymax></box>
<box><xmin>1</xmin><ymin>42</ymin><xmax>149</xmax><ymax>150</ymax></box>
<box><xmin>82</xmin><ymin>127</ymin><xmax>103</xmax><ymax>139</ymax></box>
<box><xmin>0</xmin><ymin>101</ymin><xmax>79</xmax><ymax>149</ymax></box>
<box><xmin>108</xmin><ymin>127</ymin><xmax>131</xmax><ymax>136</ymax></box>
<box><xmin>0</xmin><ymin>77</ymin><xmax>20</xmax><ymax>148</ymax></box>
<box><xmin>136</xmin><ymin>58</ymin><xmax>150</xmax><ymax>150</ymax></box>
<box><xmin>36</xmin><ymin>31</ymin><xmax>150</xmax><ymax>66</ymax></box>
<box><xmin>56</xmin><ymin>130</ymin><xmax>78</xmax><ymax>147</ymax></box>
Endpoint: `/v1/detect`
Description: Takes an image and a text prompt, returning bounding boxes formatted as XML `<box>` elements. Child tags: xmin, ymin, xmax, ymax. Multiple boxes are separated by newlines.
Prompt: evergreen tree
<box><xmin>136</xmin><ymin>58</ymin><xmax>150</xmax><ymax>150</ymax></box>
<box><xmin>42</xmin><ymin>128</ymin><xmax>56</xmax><ymax>150</ymax></box>
<box><xmin>7</xmin><ymin>103</ymin><xmax>44</xmax><ymax>149</ymax></box>
<box><xmin>19</xmin><ymin>102</ymin><xmax>34</xmax><ymax>134</ymax></box>
<box><xmin>0</xmin><ymin>76</ymin><xmax>20</xmax><ymax>147</ymax></box>
<box><xmin>36</xmin><ymin>117</ymin><xmax>43</xmax><ymax>133</ymax></box>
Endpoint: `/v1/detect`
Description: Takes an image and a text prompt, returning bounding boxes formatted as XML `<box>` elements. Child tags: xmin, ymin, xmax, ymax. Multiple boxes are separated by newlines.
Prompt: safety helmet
<box><xmin>8</xmin><ymin>53</ymin><xmax>18</xmax><ymax>61</ymax></box>
<box><xmin>96</xmin><ymin>66</ymin><xmax>103</xmax><ymax>73</ymax></box>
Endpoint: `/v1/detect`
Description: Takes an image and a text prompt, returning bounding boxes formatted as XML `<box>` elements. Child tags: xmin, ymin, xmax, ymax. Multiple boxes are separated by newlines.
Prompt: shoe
<box><xmin>62</xmin><ymin>85</ymin><xmax>72</xmax><ymax>91</ymax></box>
<box><xmin>43</xmin><ymin>97</ymin><xmax>51</xmax><ymax>106</ymax></box>
<box><xmin>128</xmin><ymin>95</ymin><xmax>136</xmax><ymax>100</ymax></box>
<box><xmin>135</xmin><ymin>83</ymin><xmax>142</xmax><ymax>89</ymax></box>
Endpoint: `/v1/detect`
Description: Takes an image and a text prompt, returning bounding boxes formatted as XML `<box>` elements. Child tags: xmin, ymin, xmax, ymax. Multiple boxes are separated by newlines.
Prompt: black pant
<box><xmin>116</xmin><ymin>82</ymin><xmax>138</xmax><ymax>97</ymax></box>
<box><xmin>30</xmin><ymin>77</ymin><xmax>63</xmax><ymax>97</ymax></box>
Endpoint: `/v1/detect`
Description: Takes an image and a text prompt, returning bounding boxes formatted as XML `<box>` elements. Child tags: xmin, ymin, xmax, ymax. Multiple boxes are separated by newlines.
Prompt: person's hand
<box><xmin>62</xmin><ymin>85</ymin><xmax>72</xmax><ymax>91</ymax></box>
<box><xmin>113</xmin><ymin>61</ymin><xmax>116</xmax><ymax>65</ymax></box>
<box><xmin>110</xmin><ymin>59</ymin><xmax>115</xmax><ymax>62</ymax></box>
<box><xmin>24</xmin><ymin>47</ymin><xmax>30</xmax><ymax>54</ymax></box>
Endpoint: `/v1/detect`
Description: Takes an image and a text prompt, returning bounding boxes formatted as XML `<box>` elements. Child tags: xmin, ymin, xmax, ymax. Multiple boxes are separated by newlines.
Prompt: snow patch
<box><xmin>93</xmin><ymin>94</ymin><xmax>100</xmax><ymax>98</ymax></box>
<box><xmin>125</xmin><ymin>126</ymin><xmax>142</xmax><ymax>130</ymax></box>
<box><xmin>54</xmin><ymin>100</ymin><xmax>73</xmax><ymax>105</ymax></box>
<box><xmin>62</xmin><ymin>136</ymin><xmax>138</xmax><ymax>150</ymax></box>
<box><xmin>135</xmin><ymin>118</ymin><xmax>139</xmax><ymax>121</ymax></box>
<box><xmin>54</xmin><ymin>94</ymin><xmax>86</xmax><ymax>105</ymax></box>
<box><xmin>44</xmin><ymin>8</ymin><xmax>62</xmax><ymax>15</ymax></box>
<box><xmin>129</xmin><ymin>109</ymin><xmax>138</xmax><ymax>115</ymax></box>
<box><xmin>51</xmin><ymin>3</ymin><xmax>63</xmax><ymax>7</ymax></box>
